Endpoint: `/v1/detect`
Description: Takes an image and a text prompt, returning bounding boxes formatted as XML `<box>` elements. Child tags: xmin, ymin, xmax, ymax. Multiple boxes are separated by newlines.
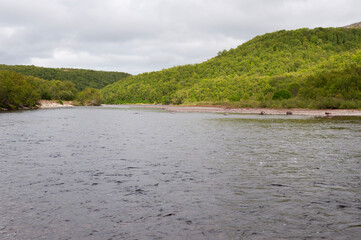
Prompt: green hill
<box><xmin>102</xmin><ymin>27</ymin><xmax>361</xmax><ymax>109</ymax></box>
<box><xmin>0</xmin><ymin>65</ymin><xmax>131</xmax><ymax>90</ymax></box>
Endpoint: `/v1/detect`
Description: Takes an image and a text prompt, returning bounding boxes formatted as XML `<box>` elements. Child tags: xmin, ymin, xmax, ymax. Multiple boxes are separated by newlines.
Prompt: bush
<box><xmin>76</xmin><ymin>87</ymin><xmax>103</xmax><ymax>106</ymax></box>
<box><xmin>288</xmin><ymin>82</ymin><xmax>301</xmax><ymax>97</ymax></box>
<box><xmin>312</xmin><ymin>97</ymin><xmax>343</xmax><ymax>109</ymax></box>
<box><xmin>0</xmin><ymin>71</ymin><xmax>40</xmax><ymax>109</ymax></box>
<box><xmin>272</xmin><ymin>89</ymin><xmax>292</xmax><ymax>100</ymax></box>
<box><xmin>339</xmin><ymin>100</ymin><xmax>361</xmax><ymax>109</ymax></box>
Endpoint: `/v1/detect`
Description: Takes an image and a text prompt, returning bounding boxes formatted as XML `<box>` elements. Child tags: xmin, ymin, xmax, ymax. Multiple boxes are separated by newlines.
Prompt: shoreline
<box><xmin>2</xmin><ymin>102</ymin><xmax>361</xmax><ymax>116</ymax></box>
<box><xmin>38</xmin><ymin>100</ymin><xmax>74</xmax><ymax>109</ymax></box>
<box><xmin>0</xmin><ymin>100</ymin><xmax>74</xmax><ymax>111</ymax></box>
<box><xmin>135</xmin><ymin>104</ymin><xmax>361</xmax><ymax>116</ymax></box>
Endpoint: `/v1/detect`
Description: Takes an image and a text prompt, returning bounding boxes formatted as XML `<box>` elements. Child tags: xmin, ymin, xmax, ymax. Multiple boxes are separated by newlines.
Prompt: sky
<box><xmin>0</xmin><ymin>0</ymin><xmax>360</xmax><ymax>74</ymax></box>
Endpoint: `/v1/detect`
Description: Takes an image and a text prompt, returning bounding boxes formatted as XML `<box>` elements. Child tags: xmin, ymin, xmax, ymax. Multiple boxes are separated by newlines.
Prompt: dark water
<box><xmin>0</xmin><ymin>106</ymin><xmax>360</xmax><ymax>240</ymax></box>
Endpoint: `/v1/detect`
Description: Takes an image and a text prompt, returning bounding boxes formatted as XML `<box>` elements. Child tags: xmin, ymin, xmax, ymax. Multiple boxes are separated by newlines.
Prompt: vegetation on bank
<box><xmin>74</xmin><ymin>87</ymin><xmax>104</xmax><ymax>106</ymax></box>
<box><xmin>102</xmin><ymin>27</ymin><xmax>361</xmax><ymax>109</ymax></box>
<box><xmin>0</xmin><ymin>71</ymin><xmax>40</xmax><ymax>110</ymax></box>
<box><xmin>0</xmin><ymin>65</ymin><xmax>131</xmax><ymax>90</ymax></box>
<box><xmin>0</xmin><ymin>70</ymin><xmax>103</xmax><ymax>110</ymax></box>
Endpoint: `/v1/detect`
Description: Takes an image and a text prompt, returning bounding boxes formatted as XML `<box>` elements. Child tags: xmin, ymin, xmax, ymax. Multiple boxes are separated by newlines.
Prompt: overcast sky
<box><xmin>0</xmin><ymin>0</ymin><xmax>360</xmax><ymax>74</ymax></box>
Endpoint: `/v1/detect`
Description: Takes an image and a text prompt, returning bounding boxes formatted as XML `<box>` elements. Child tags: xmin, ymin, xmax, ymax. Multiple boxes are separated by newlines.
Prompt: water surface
<box><xmin>0</xmin><ymin>106</ymin><xmax>360</xmax><ymax>239</ymax></box>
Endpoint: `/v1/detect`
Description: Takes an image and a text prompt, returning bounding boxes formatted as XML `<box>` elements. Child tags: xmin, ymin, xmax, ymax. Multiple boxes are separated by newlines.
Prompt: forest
<box><xmin>0</xmin><ymin>65</ymin><xmax>130</xmax><ymax>110</ymax></box>
<box><xmin>0</xmin><ymin>65</ymin><xmax>130</xmax><ymax>90</ymax></box>
<box><xmin>101</xmin><ymin>27</ymin><xmax>361</xmax><ymax>109</ymax></box>
<box><xmin>0</xmin><ymin>70</ymin><xmax>105</xmax><ymax>110</ymax></box>
<box><xmin>1</xmin><ymin>27</ymin><xmax>361</xmax><ymax>110</ymax></box>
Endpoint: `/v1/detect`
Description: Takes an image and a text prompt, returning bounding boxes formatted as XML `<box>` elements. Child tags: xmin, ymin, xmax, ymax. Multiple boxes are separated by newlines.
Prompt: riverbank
<box><xmin>0</xmin><ymin>100</ymin><xmax>74</xmax><ymax>111</ymax></box>
<box><xmin>137</xmin><ymin>104</ymin><xmax>361</xmax><ymax>116</ymax></box>
<box><xmin>3</xmin><ymin>102</ymin><xmax>361</xmax><ymax>116</ymax></box>
<box><xmin>38</xmin><ymin>100</ymin><xmax>74</xmax><ymax>109</ymax></box>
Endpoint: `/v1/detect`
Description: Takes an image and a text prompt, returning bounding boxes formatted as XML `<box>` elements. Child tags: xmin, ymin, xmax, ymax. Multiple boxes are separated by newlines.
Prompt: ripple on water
<box><xmin>0</xmin><ymin>107</ymin><xmax>360</xmax><ymax>239</ymax></box>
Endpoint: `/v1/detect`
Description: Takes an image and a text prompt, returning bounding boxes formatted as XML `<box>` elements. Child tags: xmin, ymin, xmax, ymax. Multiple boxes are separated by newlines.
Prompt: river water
<box><xmin>0</xmin><ymin>106</ymin><xmax>360</xmax><ymax>240</ymax></box>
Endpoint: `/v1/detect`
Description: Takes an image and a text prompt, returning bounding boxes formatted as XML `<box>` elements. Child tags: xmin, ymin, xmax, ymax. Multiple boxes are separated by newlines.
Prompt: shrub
<box><xmin>288</xmin><ymin>82</ymin><xmax>301</xmax><ymax>97</ymax></box>
<box><xmin>339</xmin><ymin>100</ymin><xmax>361</xmax><ymax>109</ymax></box>
<box><xmin>272</xmin><ymin>89</ymin><xmax>292</xmax><ymax>100</ymax></box>
<box><xmin>76</xmin><ymin>88</ymin><xmax>103</xmax><ymax>106</ymax></box>
<box><xmin>313</xmin><ymin>97</ymin><xmax>343</xmax><ymax>109</ymax></box>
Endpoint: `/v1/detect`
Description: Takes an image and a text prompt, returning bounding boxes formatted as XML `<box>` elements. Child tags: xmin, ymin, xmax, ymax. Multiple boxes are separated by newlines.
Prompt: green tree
<box><xmin>0</xmin><ymin>71</ymin><xmax>40</xmax><ymax>109</ymax></box>
<box><xmin>272</xmin><ymin>89</ymin><xmax>293</xmax><ymax>100</ymax></box>
<box><xmin>76</xmin><ymin>87</ymin><xmax>104</xmax><ymax>106</ymax></box>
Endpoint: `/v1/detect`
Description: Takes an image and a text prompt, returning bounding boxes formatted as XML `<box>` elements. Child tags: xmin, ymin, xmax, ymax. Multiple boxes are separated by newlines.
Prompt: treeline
<box><xmin>0</xmin><ymin>70</ymin><xmax>103</xmax><ymax>110</ymax></box>
<box><xmin>0</xmin><ymin>65</ymin><xmax>131</xmax><ymax>90</ymax></box>
<box><xmin>102</xmin><ymin>27</ymin><xmax>361</xmax><ymax>109</ymax></box>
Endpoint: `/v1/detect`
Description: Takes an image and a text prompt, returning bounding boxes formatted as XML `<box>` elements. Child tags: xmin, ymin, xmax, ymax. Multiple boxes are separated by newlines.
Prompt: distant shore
<box><xmin>136</xmin><ymin>104</ymin><xmax>361</xmax><ymax>117</ymax></box>
<box><xmin>3</xmin><ymin>102</ymin><xmax>361</xmax><ymax>116</ymax></box>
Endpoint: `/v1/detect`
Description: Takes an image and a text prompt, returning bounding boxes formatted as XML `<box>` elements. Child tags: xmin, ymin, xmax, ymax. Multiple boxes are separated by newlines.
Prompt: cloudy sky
<box><xmin>0</xmin><ymin>0</ymin><xmax>360</xmax><ymax>74</ymax></box>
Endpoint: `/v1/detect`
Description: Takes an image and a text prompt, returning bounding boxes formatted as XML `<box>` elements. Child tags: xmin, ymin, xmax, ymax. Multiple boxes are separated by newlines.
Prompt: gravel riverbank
<box><xmin>136</xmin><ymin>104</ymin><xmax>361</xmax><ymax>116</ymax></box>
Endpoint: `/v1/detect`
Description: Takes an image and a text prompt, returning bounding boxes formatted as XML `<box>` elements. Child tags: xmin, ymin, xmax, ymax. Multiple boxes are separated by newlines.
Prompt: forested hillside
<box><xmin>0</xmin><ymin>65</ymin><xmax>131</xmax><ymax>90</ymax></box>
<box><xmin>102</xmin><ymin>27</ymin><xmax>361</xmax><ymax>109</ymax></box>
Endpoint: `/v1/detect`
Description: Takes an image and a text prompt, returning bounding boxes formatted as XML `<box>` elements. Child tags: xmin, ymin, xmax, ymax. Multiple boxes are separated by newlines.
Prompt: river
<box><xmin>0</xmin><ymin>105</ymin><xmax>360</xmax><ymax>239</ymax></box>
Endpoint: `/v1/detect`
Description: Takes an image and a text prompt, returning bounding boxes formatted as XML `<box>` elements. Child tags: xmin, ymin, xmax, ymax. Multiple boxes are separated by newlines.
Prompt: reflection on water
<box><xmin>0</xmin><ymin>106</ymin><xmax>360</xmax><ymax>239</ymax></box>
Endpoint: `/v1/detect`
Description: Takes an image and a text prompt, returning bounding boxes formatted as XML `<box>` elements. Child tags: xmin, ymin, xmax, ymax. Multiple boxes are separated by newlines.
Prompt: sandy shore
<box><xmin>137</xmin><ymin>104</ymin><xmax>361</xmax><ymax>116</ymax></box>
<box><xmin>38</xmin><ymin>100</ymin><xmax>74</xmax><ymax>109</ymax></box>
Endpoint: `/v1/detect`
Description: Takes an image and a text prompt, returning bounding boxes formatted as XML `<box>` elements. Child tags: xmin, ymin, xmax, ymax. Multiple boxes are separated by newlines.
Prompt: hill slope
<box><xmin>0</xmin><ymin>65</ymin><xmax>131</xmax><ymax>90</ymax></box>
<box><xmin>102</xmin><ymin>27</ymin><xmax>361</xmax><ymax>108</ymax></box>
<box><xmin>344</xmin><ymin>22</ymin><xmax>361</xmax><ymax>29</ymax></box>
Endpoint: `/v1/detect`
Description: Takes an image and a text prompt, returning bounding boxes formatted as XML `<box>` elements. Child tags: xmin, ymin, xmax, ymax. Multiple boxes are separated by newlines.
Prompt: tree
<box><xmin>76</xmin><ymin>88</ymin><xmax>104</xmax><ymax>106</ymax></box>
<box><xmin>272</xmin><ymin>89</ymin><xmax>292</xmax><ymax>100</ymax></box>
